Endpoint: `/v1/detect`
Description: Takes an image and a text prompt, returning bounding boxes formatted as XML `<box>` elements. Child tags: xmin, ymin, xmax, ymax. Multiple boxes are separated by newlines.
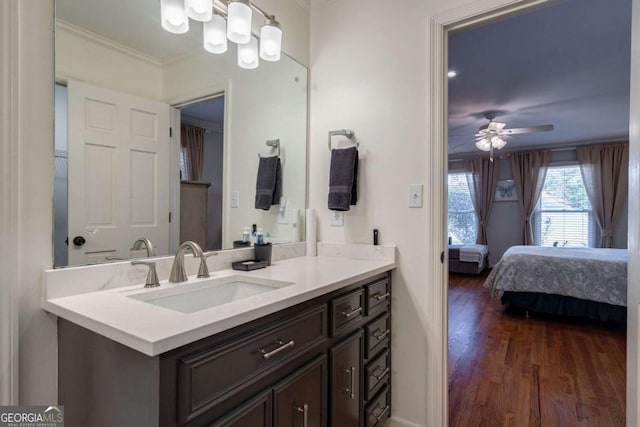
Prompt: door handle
<box><xmin>72</xmin><ymin>236</ymin><xmax>86</xmax><ymax>247</ymax></box>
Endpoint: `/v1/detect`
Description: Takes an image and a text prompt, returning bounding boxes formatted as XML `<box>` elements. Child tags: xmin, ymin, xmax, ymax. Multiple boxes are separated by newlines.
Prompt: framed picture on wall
<box><xmin>495</xmin><ymin>180</ymin><xmax>517</xmax><ymax>202</ymax></box>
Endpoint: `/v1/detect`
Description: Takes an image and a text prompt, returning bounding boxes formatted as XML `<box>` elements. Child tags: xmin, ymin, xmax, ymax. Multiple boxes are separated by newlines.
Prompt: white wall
<box><xmin>0</xmin><ymin>0</ymin><xmax>57</xmax><ymax>405</ymax></box>
<box><xmin>310</xmin><ymin>1</ymin><xmax>434</xmax><ymax>425</ymax></box>
<box><xmin>55</xmin><ymin>21</ymin><xmax>163</xmax><ymax>100</ymax></box>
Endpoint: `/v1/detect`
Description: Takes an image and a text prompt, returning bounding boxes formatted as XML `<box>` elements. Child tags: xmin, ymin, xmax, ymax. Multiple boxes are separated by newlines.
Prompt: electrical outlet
<box><xmin>330</xmin><ymin>211</ymin><xmax>344</xmax><ymax>226</ymax></box>
<box><xmin>231</xmin><ymin>191</ymin><xmax>239</xmax><ymax>208</ymax></box>
<box><xmin>408</xmin><ymin>184</ymin><xmax>423</xmax><ymax>208</ymax></box>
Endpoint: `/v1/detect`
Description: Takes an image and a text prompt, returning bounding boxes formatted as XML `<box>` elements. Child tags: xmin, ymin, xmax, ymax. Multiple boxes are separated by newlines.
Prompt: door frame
<box><xmin>429</xmin><ymin>0</ymin><xmax>639</xmax><ymax>426</ymax></box>
<box><xmin>166</xmin><ymin>85</ymin><xmax>230</xmax><ymax>250</ymax></box>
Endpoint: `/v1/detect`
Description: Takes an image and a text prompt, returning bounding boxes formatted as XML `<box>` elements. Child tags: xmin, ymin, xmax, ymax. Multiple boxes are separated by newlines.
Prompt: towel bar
<box><xmin>258</xmin><ymin>139</ymin><xmax>280</xmax><ymax>158</ymax></box>
<box><xmin>328</xmin><ymin>129</ymin><xmax>358</xmax><ymax>151</ymax></box>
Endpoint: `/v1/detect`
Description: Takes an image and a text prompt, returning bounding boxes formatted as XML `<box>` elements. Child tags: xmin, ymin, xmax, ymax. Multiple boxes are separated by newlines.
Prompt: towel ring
<box><xmin>258</xmin><ymin>139</ymin><xmax>280</xmax><ymax>158</ymax></box>
<box><xmin>328</xmin><ymin>129</ymin><xmax>358</xmax><ymax>151</ymax></box>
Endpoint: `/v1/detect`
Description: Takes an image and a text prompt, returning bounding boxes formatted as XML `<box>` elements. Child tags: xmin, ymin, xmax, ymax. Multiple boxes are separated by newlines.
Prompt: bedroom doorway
<box><xmin>444</xmin><ymin>1</ymin><xmax>637</xmax><ymax>426</ymax></box>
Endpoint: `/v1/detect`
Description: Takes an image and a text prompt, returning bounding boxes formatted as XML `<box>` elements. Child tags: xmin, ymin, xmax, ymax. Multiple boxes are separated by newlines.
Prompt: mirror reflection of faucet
<box><xmin>130</xmin><ymin>237</ymin><xmax>157</xmax><ymax>257</ymax></box>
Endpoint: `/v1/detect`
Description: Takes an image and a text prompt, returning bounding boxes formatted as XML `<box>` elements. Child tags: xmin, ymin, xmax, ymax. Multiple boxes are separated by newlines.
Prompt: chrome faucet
<box><xmin>131</xmin><ymin>237</ymin><xmax>157</xmax><ymax>257</ymax></box>
<box><xmin>169</xmin><ymin>241</ymin><xmax>204</xmax><ymax>283</ymax></box>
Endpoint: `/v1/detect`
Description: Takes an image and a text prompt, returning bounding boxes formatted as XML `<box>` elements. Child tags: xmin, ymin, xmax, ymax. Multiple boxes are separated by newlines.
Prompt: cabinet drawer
<box><xmin>177</xmin><ymin>306</ymin><xmax>327</xmax><ymax>424</ymax></box>
<box><xmin>365</xmin><ymin>278</ymin><xmax>390</xmax><ymax>315</ymax></box>
<box><xmin>366</xmin><ymin>386</ymin><xmax>391</xmax><ymax>427</ymax></box>
<box><xmin>330</xmin><ymin>289</ymin><xmax>364</xmax><ymax>336</ymax></box>
<box><xmin>365</xmin><ymin>348</ymin><xmax>390</xmax><ymax>401</ymax></box>
<box><xmin>364</xmin><ymin>313</ymin><xmax>390</xmax><ymax>359</ymax></box>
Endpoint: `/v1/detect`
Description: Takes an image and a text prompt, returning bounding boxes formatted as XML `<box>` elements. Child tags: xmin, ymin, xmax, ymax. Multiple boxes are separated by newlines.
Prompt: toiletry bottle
<box><xmin>256</xmin><ymin>228</ymin><xmax>264</xmax><ymax>245</ymax></box>
<box><xmin>242</xmin><ymin>227</ymin><xmax>250</xmax><ymax>243</ymax></box>
<box><xmin>265</xmin><ymin>232</ymin><xmax>271</xmax><ymax>244</ymax></box>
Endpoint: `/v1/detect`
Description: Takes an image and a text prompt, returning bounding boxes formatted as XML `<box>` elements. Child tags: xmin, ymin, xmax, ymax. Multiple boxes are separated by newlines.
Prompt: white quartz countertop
<box><xmin>42</xmin><ymin>255</ymin><xmax>395</xmax><ymax>356</ymax></box>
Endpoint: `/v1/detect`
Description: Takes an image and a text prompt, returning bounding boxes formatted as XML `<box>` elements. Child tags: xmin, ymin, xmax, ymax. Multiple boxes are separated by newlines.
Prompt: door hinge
<box><xmin>169</xmin><ymin>127</ymin><xmax>173</xmax><ymax>138</ymax></box>
<box><xmin>440</xmin><ymin>251</ymin><xmax>445</xmax><ymax>264</ymax></box>
<box><xmin>169</xmin><ymin>212</ymin><xmax>172</xmax><ymax>223</ymax></box>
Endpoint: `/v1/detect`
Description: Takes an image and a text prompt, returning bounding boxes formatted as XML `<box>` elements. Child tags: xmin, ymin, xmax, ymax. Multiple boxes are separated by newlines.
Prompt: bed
<box><xmin>484</xmin><ymin>245</ymin><xmax>628</xmax><ymax>322</ymax></box>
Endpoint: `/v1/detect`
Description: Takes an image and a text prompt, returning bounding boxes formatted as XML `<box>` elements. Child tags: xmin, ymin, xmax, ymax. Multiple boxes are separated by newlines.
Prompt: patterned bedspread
<box><xmin>483</xmin><ymin>245</ymin><xmax>628</xmax><ymax>307</ymax></box>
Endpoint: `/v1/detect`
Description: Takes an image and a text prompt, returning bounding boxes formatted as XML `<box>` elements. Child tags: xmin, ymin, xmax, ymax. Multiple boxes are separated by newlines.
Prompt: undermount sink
<box><xmin>127</xmin><ymin>275</ymin><xmax>293</xmax><ymax>314</ymax></box>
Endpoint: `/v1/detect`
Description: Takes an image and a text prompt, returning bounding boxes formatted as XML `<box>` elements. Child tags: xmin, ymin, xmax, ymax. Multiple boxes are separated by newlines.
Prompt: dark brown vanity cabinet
<box><xmin>57</xmin><ymin>271</ymin><xmax>392</xmax><ymax>427</ymax></box>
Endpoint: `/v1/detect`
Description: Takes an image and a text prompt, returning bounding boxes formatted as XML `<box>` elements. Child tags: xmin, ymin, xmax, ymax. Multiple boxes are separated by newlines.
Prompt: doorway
<box><xmin>443</xmin><ymin>0</ymin><xmax>631</xmax><ymax>425</ymax></box>
<box><xmin>178</xmin><ymin>95</ymin><xmax>225</xmax><ymax>251</ymax></box>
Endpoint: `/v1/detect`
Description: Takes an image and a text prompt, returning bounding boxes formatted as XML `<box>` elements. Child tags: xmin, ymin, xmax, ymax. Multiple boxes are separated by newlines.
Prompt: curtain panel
<box><xmin>464</xmin><ymin>157</ymin><xmax>500</xmax><ymax>244</ymax></box>
<box><xmin>577</xmin><ymin>143</ymin><xmax>629</xmax><ymax>248</ymax></box>
<box><xmin>510</xmin><ymin>150</ymin><xmax>550</xmax><ymax>245</ymax></box>
<box><xmin>181</xmin><ymin>124</ymin><xmax>206</xmax><ymax>181</ymax></box>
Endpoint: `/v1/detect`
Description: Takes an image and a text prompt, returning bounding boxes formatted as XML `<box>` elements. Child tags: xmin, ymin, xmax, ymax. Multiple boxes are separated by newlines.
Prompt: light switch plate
<box><xmin>408</xmin><ymin>184</ymin><xmax>423</xmax><ymax>208</ymax></box>
<box><xmin>330</xmin><ymin>211</ymin><xmax>344</xmax><ymax>226</ymax></box>
<box><xmin>231</xmin><ymin>191</ymin><xmax>239</xmax><ymax>208</ymax></box>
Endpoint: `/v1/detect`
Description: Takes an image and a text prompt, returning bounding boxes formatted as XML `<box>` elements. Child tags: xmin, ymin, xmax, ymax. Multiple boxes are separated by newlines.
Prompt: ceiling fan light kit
<box><xmin>160</xmin><ymin>0</ymin><xmax>283</xmax><ymax>70</ymax></box>
<box><xmin>474</xmin><ymin>112</ymin><xmax>554</xmax><ymax>159</ymax></box>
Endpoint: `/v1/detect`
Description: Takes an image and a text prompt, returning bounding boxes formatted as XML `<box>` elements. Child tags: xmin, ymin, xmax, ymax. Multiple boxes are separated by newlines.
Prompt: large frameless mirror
<box><xmin>53</xmin><ymin>0</ymin><xmax>308</xmax><ymax>267</ymax></box>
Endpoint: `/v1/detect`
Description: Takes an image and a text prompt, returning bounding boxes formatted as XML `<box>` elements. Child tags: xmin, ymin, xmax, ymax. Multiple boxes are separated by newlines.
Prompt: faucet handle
<box><xmin>197</xmin><ymin>252</ymin><xmax>218</xmax><ymax>278</ymax></box>
<box><xmin>131</xmin><ymin>261</ymin><xmax>160</xmax><ymax>288</ymax></box>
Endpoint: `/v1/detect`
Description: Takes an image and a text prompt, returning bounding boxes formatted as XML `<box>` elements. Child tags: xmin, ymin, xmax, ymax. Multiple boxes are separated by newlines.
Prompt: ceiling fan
<box><xmin>475</xmin><ymin>112</ymin><xmax>554</xmax><ymax>159</ymax></box>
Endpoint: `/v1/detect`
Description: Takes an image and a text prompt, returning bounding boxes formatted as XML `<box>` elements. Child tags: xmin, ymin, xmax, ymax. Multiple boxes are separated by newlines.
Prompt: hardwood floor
<box><xmin>448</xmin><ymin>272</ymin><xmax>626</xmax><ymax>427</ymax></box>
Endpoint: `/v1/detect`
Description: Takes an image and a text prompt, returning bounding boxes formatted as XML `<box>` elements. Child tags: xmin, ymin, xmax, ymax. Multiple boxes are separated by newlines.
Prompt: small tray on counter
<box><xmin>232</xmin><ymin>259</ymin><xmax>269</xmax><ymax>271</ymax></box>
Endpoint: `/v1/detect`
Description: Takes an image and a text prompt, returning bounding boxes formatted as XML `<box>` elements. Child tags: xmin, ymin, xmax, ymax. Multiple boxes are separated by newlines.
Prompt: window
<box><xmin>448</xmin><ymin>173</ymin><xmax>477</xmax><ymax>244</ymax></box>
<box><xmin>536</xmin><ymin>165</ymin><xmax>594</xmax><ymax>247</ymax></box>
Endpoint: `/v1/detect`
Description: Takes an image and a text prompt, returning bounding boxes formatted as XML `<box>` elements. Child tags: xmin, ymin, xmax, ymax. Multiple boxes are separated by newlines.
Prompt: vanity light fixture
<box><xmin>227</xmin><ymin>0</ymin><xmax>253</xmax><ymax>44</ymax></box>
<box><xmin>161</xmin><ymin>0</ymin><xmax>190</xmax><ymax>34</ymax></box>
<box><xmin>160</xmin><ymin>0</ymin><xmax>283</xmax><ymax>70</ymax></box>
<box><xmin>238</xmin><ymin>36</ymin><xmax>260</xmax><ymax>69</ymax></box>
<box><xmin>260</xmin><ymin>17</ymin><xmax>282</xmax><ymax>61</ymax></box>
<box><xmin>203</xmin><ymin>13</ymin><xmax>228</xmax><ymax>54</ymax></box>
<box><xmin>186</xmin><ymin>0</ymin><xmax>213</xmax><ymax>22</ymax></box>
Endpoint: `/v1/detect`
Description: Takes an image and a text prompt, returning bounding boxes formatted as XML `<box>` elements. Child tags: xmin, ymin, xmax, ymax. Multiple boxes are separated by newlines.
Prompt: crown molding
<box><xmin>55</xmin><ymin>19</ymin><xmax>162</xmax><ymax>67</ymax></box>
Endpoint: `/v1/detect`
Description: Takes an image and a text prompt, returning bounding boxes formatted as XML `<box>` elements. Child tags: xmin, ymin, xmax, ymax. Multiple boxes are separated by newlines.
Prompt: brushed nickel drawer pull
<box><xmin>260</xmin><ymin>339</ymin><xmax>295</xmax><ymax>360</ymax></box>
<box><xmin>373</xmin><ymin>366</ymin><xmax>390</xmax><ymax>380</ymax></box>
<box><xmin>373</xmin><ymin>404</ymin><xmax>390</xmax><ymax>421</ymax></box>
<box><xmin>344</xmin><ymin>366</ymin><xmax>356</xmax><ymax>400</ymax></box>
<box><xmin>296</xmin><ymin>403</ymin><xmax>309</xmax><ymax>427</ymax></box>
<box><xmin>373</xmin><ymin>329</ymin><xmax>390</xmax><ymax>341</ymax></box>
<box><xmin>340</xmin><ymin>306</ymin><xmax>362</xmax><ymax>318</ymax></box>
<box><xmin>373</xmin><ymin>292</ymin><xmax>390</xmax><ymax>301</ymax></box>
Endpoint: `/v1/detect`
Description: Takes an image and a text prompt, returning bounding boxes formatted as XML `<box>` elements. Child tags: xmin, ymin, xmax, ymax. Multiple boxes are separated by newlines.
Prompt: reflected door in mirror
<box><xmin>67</xmin><ymin>81</ymin><xmax>171</xmax><ymax>265</ymax></box>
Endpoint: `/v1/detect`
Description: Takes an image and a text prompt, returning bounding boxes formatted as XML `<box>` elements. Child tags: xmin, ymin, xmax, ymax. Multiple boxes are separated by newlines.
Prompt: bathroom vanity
<box><xmin>44</xmin><ymin>247</ymin><xmax>395</xmax><ymax>427</ymax></box>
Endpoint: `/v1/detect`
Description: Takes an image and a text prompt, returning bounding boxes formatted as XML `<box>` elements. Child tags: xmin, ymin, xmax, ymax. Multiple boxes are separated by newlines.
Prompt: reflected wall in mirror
<box><xmin>53</xmin><ymin>0</ymin><xmax>308</xmax><ymax>267</ymax></box>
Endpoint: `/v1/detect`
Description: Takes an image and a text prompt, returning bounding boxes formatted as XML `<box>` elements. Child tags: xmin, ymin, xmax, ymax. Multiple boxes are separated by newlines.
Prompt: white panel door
<box><xmin>67</xmin><ymin>81</ymin><xmax>171</xmax><ymax>265</ymax></box>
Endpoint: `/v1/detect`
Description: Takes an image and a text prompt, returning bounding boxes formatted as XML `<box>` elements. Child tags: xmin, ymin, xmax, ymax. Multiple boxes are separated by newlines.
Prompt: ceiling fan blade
<box><xmin>501</xmin><ymin>125</ymin><xmax>554</xmax><ymax>135</ymax></box>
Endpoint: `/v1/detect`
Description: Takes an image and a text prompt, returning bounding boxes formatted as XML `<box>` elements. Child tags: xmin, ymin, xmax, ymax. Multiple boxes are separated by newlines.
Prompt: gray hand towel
<box><xmin>328</xmin><ymin>146</ymin><xmax>358</xmax><ymax>211</ymax></box>
<box><xmin>255</xmin><ymin>156</ymin><xmax>282</xmax><ymax>210</ymax></box>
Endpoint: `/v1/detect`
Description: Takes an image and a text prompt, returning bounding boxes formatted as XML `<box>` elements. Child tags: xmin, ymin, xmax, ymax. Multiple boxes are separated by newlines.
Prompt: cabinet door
<box><xmin>210</xmin><ymin>390</ymin><xmax>272</xmax><ymax>427</ymax></box>
<box><xmin>273</xmin><ymin>355</ymin><xmax>327</xmax><ymax>427</ymax></box>
<box><xmin>330</xmin><ymin>331</ymin><xmax>362</xmax><ymax>427</ymax></box>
